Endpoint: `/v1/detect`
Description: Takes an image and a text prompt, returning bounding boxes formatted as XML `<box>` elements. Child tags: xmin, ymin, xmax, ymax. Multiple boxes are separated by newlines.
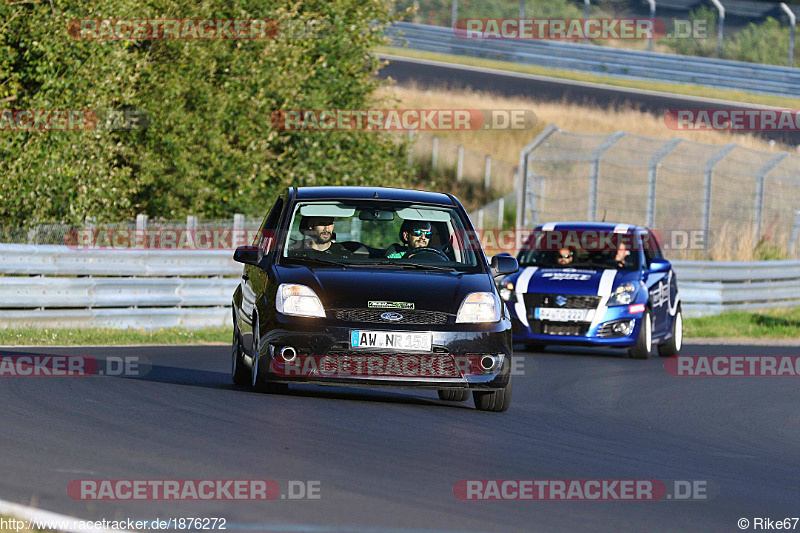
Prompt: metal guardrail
<box><xmin>386</xmin><ymin>22</ymin><xmax>800</xmax><ymax>97</ymax></box>
<box><xmin>1</xmin><ymin>245</ymin><xmax>799</xmax><ymax>328</ymax></box>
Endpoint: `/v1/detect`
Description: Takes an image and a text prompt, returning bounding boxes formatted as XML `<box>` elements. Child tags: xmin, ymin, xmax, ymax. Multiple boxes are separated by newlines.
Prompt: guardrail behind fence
<box><xmin>1</xmin><ymin>244</ymin><xmax>798</xmax><ymax>328</ymax></box>
<box><xmin>386</xmin><ymin>22</ymin><xmax>800</xmax><ymax>97</ymax></box>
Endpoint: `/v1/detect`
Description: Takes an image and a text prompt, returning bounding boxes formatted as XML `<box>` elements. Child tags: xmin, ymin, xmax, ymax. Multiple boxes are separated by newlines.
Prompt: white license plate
<box><xmin>535</xmin><ymin>308</ymin><xmax>588</xmax><ymax>322</ymax></box>
<box><xmin>350</xmin><ymin>331</ymin><xmax>432</xmax><ymax>351</ymax></box>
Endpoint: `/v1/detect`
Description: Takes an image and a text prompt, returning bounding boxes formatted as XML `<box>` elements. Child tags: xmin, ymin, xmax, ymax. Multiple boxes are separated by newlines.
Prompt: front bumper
<box><xmin>511</xmin><ymin>303</ymin><xmax>644</xmax><ymax>347</ymax></box>
<box><xmin>257</xmin><ymin>317</ymin><xmax>513</xmax><ymax>390</ymax></box>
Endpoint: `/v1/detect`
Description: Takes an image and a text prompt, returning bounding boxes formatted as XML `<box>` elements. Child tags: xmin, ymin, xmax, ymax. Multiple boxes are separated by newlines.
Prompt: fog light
<box><xmin>612</xmin><ymin>320</ymin><xmax>634</xmax><ymax>336</ymax></box>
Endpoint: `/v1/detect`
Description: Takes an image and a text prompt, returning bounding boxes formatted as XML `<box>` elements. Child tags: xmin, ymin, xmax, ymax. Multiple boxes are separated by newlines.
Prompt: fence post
<box><xmin>710</xmin><ymin>0</ymin><xmax>725</xmax><ymax>58</ymax></box>
<box><xmin>484</xmin><ymin>155</ymin><xmax>492</xmax><ymax>191</ymax></box>
<box><xmin>588</xmin><ymin>131</ymin><xmax>626</xmax><ymax>222</ymax></box>
<box><xmin>186</xmin><ymin>215</ymin><xmax>198</xmax><ymax>231</ymax></box>
<box><xmin>451</xmin><ymin>0</ymin><xmax>457</xmax><ymax>27</ymax></box>
<box><xmin>456</xmin><ymin>145</ymin><xmax>464</xmax><ymax>182</ymax></box>
<box><xmin>498</xmin><ymin>197</ymin><xmax>505</xmax><ymax>229</ymax></box>
<box><xmin>136</xmin><ymin>214</ymin><xmax>148</xmax><ymax>232</ymax></box>
<box><xmin>477</xmin><ymin>208</ymin><xmax>484</xmax><ymax>230</ymax></box>
<box><xmin>701</xmin><ymin>143</ymin><xmax>737</xmax><ymax>252</ymax></box>
<box><xmin>432</xmin><ymin>136</ymin><xmax>439</xmax><ymax>169</ymax></box>
<box><xmin>780</xmin><ymin>3</ymin><xmax>795</xmax><ymax>67</ymax></box>
<box><xmin>517</xmin><ymin>123</ymin><xmax>559</xmax><ymax>230</ymax></box>
<box><xmin>646</xmin><ymin>138</ymin><xmax>682</xmax><ymax>228</ymax></box>
<box><xmin>789</xmin><ymin>207</ymin><xmax>800</xmax><ymax>257</ymax></box>
<box><xmin>646</xmin><ymin>0</ymin><xmax>656</xmax><ymax>52</ymax></box>
<box><xmin>407</xmin><ymin>129</ymin><xmax>415</xmax><ymax>167</ymax></box>
<box><xmin>753</xmin><ymin>152</ymin><xmax>788</xmax><ymax>241</ymax></box>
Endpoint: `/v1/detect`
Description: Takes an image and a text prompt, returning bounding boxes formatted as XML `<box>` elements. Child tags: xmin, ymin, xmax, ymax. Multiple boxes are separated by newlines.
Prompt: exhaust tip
<box><xmin>280</xmin><ymin>346</ymin><xmax>297</xmax><ymax>363</ymax></box>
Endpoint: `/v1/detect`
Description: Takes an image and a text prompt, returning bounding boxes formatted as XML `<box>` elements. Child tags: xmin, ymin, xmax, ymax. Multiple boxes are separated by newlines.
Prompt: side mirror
<box><xmin>649</xmin><ymin>258</ymin><xmax>671</xmax><ymax>273</ymax></box>
<box><xmin>233</xmin><ymin>245</ymin><xmax>261</xmax><ymax>266</ymax></box>
<box><xmin>490</xmin><ymin>254</ymin><xmax>519</xmax><ymax>278</ymax></box>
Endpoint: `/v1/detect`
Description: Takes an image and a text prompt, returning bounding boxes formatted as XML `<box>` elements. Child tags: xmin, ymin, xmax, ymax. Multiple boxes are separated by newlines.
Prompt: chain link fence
<box><xmin>516</xmin><ymin>125</ymin><xmax>800</xmax><ymax>259</ymax></box>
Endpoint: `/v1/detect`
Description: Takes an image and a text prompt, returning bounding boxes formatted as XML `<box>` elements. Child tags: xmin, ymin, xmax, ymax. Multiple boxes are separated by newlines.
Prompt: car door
<box><xmin>241</xmin><ymin>195</ymin><xmax>285</xmax><ymax>355</ymax></box>
<box><xmin>641</xmin><ymin>230</ymin><xmax>670</xmax><ymax>336</ymax></box>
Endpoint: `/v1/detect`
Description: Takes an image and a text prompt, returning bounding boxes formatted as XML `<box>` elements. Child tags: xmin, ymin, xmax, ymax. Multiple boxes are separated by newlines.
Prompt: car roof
<box><xmin>533</xmin><ymin>221</ymin><xmax>648</xmax><ymax>233</ymax></box>
<box><xmin>293</xmin><ymin>186</ymin><xmax>456</xmax><ymax>205</ymax></box>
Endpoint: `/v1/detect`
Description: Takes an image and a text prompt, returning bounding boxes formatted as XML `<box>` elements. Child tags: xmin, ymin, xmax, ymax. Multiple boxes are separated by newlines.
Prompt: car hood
<box><xmin>275</xmin><ymin>265</ymin><xmax>492</xmax><ymax>312</ymax></box>
<box><xmin>512</xmin><ymin>266</ymin><xmax>641</xmax><ymax>296</ymax></box>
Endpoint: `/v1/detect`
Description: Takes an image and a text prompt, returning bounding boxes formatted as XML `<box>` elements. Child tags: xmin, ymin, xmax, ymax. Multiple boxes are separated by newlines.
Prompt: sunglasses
<box><xmin>559</xmin><ymin>253</ymin><xmax>573</xmax><ymax>259</ymax></box>
<box><xmin>411</xmin><ymin>229</ymin><xmax>432</xmax><ymax>237</ymax></box>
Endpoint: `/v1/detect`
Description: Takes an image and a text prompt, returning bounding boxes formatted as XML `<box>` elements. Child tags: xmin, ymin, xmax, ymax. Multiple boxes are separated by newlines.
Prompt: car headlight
<box><xmin>498</xmin><ymin>278</ymin><xmax>515</xmax><ymax>302</ymax></box>
<box><xmin>276</xmin><ymin>283</ymin><xmax>326</xmax><ymax>318</ymax></box>
<box><xmin>607</xmin><ymin>283</ymin><xmax>637</xmax><ymax>306</ymax></box>
<box><xmin>456</xmin><ymin>292</ymin><xmax>500</xmax><ymax>323</ymax></box>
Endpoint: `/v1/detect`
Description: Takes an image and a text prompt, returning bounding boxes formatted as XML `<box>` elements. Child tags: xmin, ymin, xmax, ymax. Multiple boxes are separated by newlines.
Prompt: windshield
<box><xmin>517</xmin><ymin>231</ymin><xmax>641</xmax><ymax>271</ymax></box>
<box><xmin>279</xmin><ymin>200</ymin><xmax>481</xmax><ymax>271</ymax></box>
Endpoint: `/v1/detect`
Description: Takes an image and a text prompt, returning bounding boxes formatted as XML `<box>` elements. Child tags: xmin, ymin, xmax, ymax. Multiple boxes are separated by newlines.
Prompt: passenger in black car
<box><xmin>289</xmin><ymin>216</ymin><xmax>351</xmax><ymax>257</ymax></box>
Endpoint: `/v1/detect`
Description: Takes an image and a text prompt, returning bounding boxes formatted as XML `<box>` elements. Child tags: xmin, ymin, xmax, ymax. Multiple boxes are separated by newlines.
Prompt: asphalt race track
<box><xmin>0</xmin><ymin>344</ymin><xmax>798</xmax><ymax>532</ymax></box>
<box><xmin>378</xmin><ymin>55</ymin><xmax>800</xmax><ymax>147</ymax></box>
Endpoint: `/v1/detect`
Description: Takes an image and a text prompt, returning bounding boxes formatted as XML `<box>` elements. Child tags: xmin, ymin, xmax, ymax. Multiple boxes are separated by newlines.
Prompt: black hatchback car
<box><xmin>231</xmin><ymin>186</ymin><xmax>518</xmax><ymax>412</ymax></box>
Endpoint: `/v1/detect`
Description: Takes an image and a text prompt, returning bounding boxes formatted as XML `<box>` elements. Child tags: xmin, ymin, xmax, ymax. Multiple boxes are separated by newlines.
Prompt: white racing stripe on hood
<box><xmin>589</xmin><ymin>269</ymin><xmax>619</xmax><ymax>330</ymax></box>
<box><xmin>514</xmin><ymin>266</ymin><xmax>537</xmax><ymax>328</ymax></box>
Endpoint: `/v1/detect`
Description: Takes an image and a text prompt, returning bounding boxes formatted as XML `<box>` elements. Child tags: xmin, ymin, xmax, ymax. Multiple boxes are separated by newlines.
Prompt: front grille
<box><xmin>538</xmin><ymin>321</ymin><xmax>590</xmax><ymax>336</ymax></box>
<box><xmin>331</xmin><ymin>308</ymin><xmax>450</xmax><ymax>325</ymax></box>
<box><xmin>316</xmin><ymin>354</ymin><xmax>461</xmax><ymax>378</ymax></box>
<box><xmin>524</xmin><ymin>293</ymin><xmax>601</xmax><ymax>309</ymax></box>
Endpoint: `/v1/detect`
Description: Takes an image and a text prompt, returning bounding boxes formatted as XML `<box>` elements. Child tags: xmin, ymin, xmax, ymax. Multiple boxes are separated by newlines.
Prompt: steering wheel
<box><xmin>403</xmin><ymin>246</ymin><xmax>450</xmax><ymax>262</ymax></box>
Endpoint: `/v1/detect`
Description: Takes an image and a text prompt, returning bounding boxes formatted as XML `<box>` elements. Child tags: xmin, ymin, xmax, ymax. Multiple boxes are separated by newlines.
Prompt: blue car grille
<box><xmin>523</xmin><ymin>293</ymin><xmax>601</xmax><ymax>309</ymax></box>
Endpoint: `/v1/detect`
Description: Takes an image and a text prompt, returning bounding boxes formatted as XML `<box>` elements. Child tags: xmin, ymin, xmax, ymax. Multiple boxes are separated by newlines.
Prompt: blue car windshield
<box><xmin>517</xmin><ymin>231</ymin><xmax>640</xmax><ymax>271</ymax></box>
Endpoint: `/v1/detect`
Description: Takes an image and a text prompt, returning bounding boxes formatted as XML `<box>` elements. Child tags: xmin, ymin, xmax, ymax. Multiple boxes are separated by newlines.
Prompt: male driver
<box><xmin>556</xmin><ymin>248</ymin><xmax>573</xmax><ymax>265</ymax></box>
<box><xmin>385</xmin><ymin>220</ymin><xmax>433</xmax><ymax>258</ymax></box>
<box><xmin>290</xmin><ymin>216</ymin><xmax>350</xmax><ymax>257</ymax></box>
<box><xmin>610</xmin><ymin>241</ymin><xmax>631</xmax><ymax>268</ymax></box>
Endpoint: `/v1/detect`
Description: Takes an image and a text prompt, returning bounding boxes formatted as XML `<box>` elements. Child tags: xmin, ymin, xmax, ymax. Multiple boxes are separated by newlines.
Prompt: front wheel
<box><xmin>438</xmin><ymin>389</ymin><xmax>469</xmax><ymax>402</ymax></box>
<box><xmin>250</xmin><ymin>315</ymin><xmax>288</xmax><ymax>394</ymax></box>
<box><xmin>628</xmin><ymin>309</ymin><xmax>652</xmax><ymax>359</ymax></box>
<box><xmin>658</xmin><ymin>306</ymin><xmax>683</xmax><ymax>357</ymax></box>
<box><xmin>473</xmin><ymin>376</ymin><xmax>512</xmax><ymax>412</ymax></box>
<box><xmin>231</xmin><ymin>321</ymin><xmax>250</xmax><ymax>386</ymax></box>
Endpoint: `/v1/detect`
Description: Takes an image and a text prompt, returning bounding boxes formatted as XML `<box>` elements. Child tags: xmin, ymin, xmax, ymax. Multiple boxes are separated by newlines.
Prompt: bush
<box><xmin>0</xmin><ymin>0</ymin><xmax>412</xmax><ymax>225</ymax></box>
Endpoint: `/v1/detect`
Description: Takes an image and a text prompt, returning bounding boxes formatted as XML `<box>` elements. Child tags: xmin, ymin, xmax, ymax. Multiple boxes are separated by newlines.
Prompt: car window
<box><xmin>280</xmin><ymin>200</ymin><xmax>481</xmax><ymax>270</ymax></box>
<box><xmin>517</xmin><ymin>230</ymin><xmax>640</xmax><ymax>270</ymax></box>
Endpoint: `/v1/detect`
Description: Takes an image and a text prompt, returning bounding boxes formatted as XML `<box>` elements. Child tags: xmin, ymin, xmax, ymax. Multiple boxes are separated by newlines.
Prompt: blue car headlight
<box><xmin>607</xmin><ymin>283</ymin><xmax>637</xmax><ymax>306</ymax></box>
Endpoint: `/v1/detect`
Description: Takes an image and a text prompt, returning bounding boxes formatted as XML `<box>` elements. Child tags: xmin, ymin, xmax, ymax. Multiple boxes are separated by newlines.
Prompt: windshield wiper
<box><xmin>367</xmin><ymin>260</ymin><xmax>455</xmax><ymax>272</ymax></box>
<box><xmin>285</xmin><ymin>256</ymin><xmax>347</xmax><ymax>268</ymax></box>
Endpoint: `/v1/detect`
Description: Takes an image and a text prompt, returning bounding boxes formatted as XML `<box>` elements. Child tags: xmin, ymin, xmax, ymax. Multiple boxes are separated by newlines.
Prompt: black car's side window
<box><xmin>255</xmin><ymin>197</ymin><xmax>284</xmax><ymax>254</ymax></box>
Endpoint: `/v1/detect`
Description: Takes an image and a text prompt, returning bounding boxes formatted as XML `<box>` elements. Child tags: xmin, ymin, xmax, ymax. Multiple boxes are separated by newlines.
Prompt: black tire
<box><xmin>438</xmin><ymin>389</ymin><xmax>469</xmax><ymax>402</ymax></box>
<box><xmin>658</xmin><ymin>306</ymin><xmax>683</xmax><ymax>357</ymax></box>
<box><xmin>250</xmin><ymin>315</ymin><xmax>288</xmax><ymax>395</ymax></box>
<box><xmin>231</xmin><ymin>320</ymin><xmax>250</xmax><ymax>387</ymax></box>
<box><xmin>473</xmin><ymin>376</ymin><xmax>512</xmax><ymax>412</ymax></box>
<box><xmin>628</xmin><ymin>309</ymin><xmax>652</xmax><ymax>360</ymax></box>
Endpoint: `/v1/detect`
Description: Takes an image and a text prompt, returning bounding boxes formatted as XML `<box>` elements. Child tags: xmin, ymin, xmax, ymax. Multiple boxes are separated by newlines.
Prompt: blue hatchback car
<box><xmin>498</xmin><ymin>222</ymin><xmax>682</xmax><ymax>358</ymax></box>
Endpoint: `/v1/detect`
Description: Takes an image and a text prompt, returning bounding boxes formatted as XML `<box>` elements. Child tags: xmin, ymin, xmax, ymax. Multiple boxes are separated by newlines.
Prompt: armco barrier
<box><xmin>0</xmin><ymin>245</ymin><xmax>798</xmax><ymax>329</ymax></box>
<box><xmin>386</xmin><ymin>22</ymin><xmax>800</xmax><ymax>97</ymax></box>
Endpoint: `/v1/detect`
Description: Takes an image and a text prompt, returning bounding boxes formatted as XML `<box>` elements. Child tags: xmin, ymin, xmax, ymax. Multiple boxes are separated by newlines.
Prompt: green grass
<box><xmin>375</xmin><ymin>46</ymin><xmax>800</xmax><ymax>109</ymax></box>
<box><xmin>0</xmin><ymin>327</ymin><xmax>230</xmax><ymax>346</ymax></box>
<box><xmin>684</xmin><ymin>307</ymin><xmax>800</xmax><ymax>339</ymax></box>
<box><xmin>1</xmin><ymin>309</ymin><xmax>799</xmax><ymax>345</ymax></box>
